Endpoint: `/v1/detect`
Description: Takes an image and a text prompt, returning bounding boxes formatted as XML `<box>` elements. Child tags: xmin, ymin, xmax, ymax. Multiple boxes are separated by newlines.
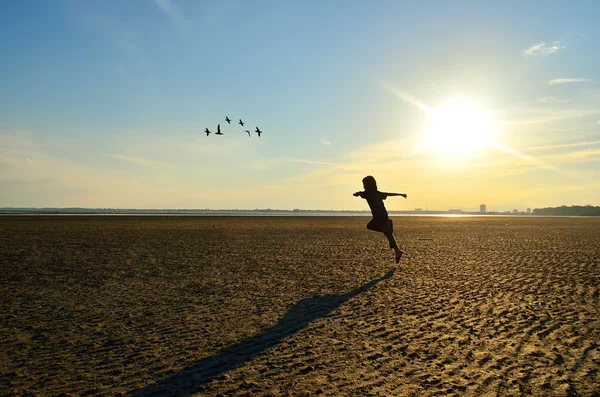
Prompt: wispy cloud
<box><xmin>525</xmin><ymin>139</ymin><xmax>600</xmax><ymax>152</ymax></box>
<box><xmin>536</xmin><ymin>96</ymin><xmax>568</xmax><ymax>104</ymax></box>
<box><xmin>320</xmin><ymin>137</ymin><xmax>332</xmax><ymax>146</ymax></box>
<box><xmin>503</xmin><ymin>107</ymin><xmax>598</xmax><ymax>125</ymax></box>
<box><xmin>291</xmin><ymin>159</ymin><xmax>336</xmax><ymax>166</ymax></box>
<box><xmin>539</xmin><ymin>148</ymin><xmax>600</xmax><ymax>163</ymax></box>
<box><xmin>548</xmin><ymin>78</ymin><xmax>593</xmax><ymax>85</ymax></box>
<box><xmin>108</xmin><ymin>154</ymin><xmax>176</xmax><ymax>169</ymax></box>
<box><xmin>522</xmin><ymin>41</ymin><xmax>564</xmax><ymax>56</ymax></box>
<box><xmin>153</xmin><ymin>0</ymin><xmax>183</xmax><ymax>23</ymax></box>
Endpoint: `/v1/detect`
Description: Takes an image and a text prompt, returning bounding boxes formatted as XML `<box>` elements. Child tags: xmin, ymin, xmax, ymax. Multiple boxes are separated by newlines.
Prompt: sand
<box><xmin>1</xmin><ymin>215</ymin><xmax>599</xmax><ymax>396</ymax></box>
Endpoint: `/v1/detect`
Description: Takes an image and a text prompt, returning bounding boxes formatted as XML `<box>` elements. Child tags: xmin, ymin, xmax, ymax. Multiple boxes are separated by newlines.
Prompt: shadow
<box><xmin>131</xmin><ymin>268</ymin><xmax>396</xmax><ymax>396</ymax></box>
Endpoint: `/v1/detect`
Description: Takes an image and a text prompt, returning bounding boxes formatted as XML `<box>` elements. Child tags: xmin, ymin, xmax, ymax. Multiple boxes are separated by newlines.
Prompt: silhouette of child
<box><xmin>353</xmin><ymin>175</ymin><xmax>407</xmax><ymax>263</ymax></box>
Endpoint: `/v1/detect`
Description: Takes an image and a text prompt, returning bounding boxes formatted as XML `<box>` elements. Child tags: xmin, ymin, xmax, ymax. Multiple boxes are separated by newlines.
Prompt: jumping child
<box><xmin>353</xmin><ymin>175</ymin><xmax>407</xmax><ymax>263</ymax></box>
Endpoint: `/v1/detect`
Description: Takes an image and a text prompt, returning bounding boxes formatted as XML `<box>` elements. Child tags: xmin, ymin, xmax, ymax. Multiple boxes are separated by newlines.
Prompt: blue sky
<box><xmin>1</xmin><ymin>1</ymin><xmax>599</xmax><ymax>211</ymax></box>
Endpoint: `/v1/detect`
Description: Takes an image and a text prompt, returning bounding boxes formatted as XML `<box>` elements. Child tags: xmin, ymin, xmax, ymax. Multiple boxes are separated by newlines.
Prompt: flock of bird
<box><xmin>205</xmin><ymin>116</ymin><xmax>263</xmax><ymax>138</ymax></box>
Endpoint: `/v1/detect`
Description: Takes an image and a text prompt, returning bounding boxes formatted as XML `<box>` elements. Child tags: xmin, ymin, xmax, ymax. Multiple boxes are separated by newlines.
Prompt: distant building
<box><xmin>414</xmin><ymin>208</ymin><xmax>423</xmax><ymax>213</ymax></box>
<box><xmin>527</xmin><ymin>208</ymin><xmax>531</xmax><ymax>214</ymax></box>
<box><xmin>480</xmin><ymin>204</ymin><xmax>486</xmax><ymax>213</ymax></box>
<box><xmin>512</xmin><ymin>209</ymin><xmax>519</xmax><ymax>214</ymax></box>
<box><xmin>448</xmin><ymin>209</ymin><xmax>462</xmax><ymax>213</ymax></box>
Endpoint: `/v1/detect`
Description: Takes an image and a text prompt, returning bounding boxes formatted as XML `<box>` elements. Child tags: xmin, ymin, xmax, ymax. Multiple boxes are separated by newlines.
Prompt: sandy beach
<box><xmin>1</xmin><ymin>216</ymin><xmax>599</xmax><ymax>396</ymax></box>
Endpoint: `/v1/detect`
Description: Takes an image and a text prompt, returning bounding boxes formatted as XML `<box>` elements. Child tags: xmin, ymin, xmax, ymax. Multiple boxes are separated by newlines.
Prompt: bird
<box><xmin>215</xmin><ymin>124</ymin><xmax>223</xmax><ymax>135</ymax></box>
<box><xmin>245</xmin><ymin>130</ymin><xmax>251</xmax><ymax>137</ymax></box>
<box><xmin>239</xmin><ymin>119</ymin><xmax>245</xmax><ymax>127</ymax></box>
<box><xmin>255</xmin><ymin>127</ymin><xmax>262</xmax><ymax>137</ymax></box>
<box><xmin>205</xmin><ymin>128</ymin><xmax>211</xmax><ymax>136</ymax></box>
<box><xmin>225</xmin><ymin>116</ymin><xmax>231</xmax><ymax>124</ymax></box>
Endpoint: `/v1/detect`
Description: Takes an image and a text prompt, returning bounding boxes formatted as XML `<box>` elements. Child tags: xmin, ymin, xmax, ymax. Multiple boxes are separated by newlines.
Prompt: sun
<box><xmin>421</xmin><ymin>97</ymin><xmax>495</xmax><ymax>157</ymax></box>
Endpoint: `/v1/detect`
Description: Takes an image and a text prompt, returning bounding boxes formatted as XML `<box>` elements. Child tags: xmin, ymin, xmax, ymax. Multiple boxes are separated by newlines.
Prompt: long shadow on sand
<box><xmin>132</xmin><ymin>268</ymin><xmax>396</xmax><ymax>396</ymax></box>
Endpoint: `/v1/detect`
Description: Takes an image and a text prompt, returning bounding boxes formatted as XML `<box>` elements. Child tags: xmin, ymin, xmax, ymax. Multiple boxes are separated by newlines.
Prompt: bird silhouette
<box><xmin>245</xmin><ymin>130</ymin><xmax>251</xmax><ymax>137</ymax></box>
<box><xmin>255</xmin><ymin>127</ymin><xmax>262</xmax><ymax>137</ymax></box>
<box><xmin>239</xmin><ymin>119</ymin><xmax>244</xmax><ymax>127</ymax></box>
<box><xmin>215</xmin><ymin>124</ymin><xmax>223</xmax><ymax>135</ymax></box>
<box><xmin>225</xmin><ymin>116</ymin><xmax>231</xmax><ymax>124</ymax></box>
<box><xmin>205</xmin><ymin>128</ymin><xmax>211</xmax><ymax>136</ymax></box>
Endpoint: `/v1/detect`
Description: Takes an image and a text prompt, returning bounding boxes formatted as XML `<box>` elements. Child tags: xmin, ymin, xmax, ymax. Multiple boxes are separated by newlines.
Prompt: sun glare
<box><xmin>422</xmin><ymin>98</ymin><xmax>495</xmax><ymax>157</ymax></box>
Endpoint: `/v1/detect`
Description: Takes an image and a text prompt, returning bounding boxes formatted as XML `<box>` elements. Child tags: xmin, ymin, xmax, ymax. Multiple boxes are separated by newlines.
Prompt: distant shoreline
<box><xmin>0</xmin><ymin>212</ymin><xmax>596</xmax><ymax>218</ymax></box>
<box><xmin>1</xmin><ymin>206</ymin><xmax>598</xmax><ymax>216</ymax></box>
<box><xmin>0</xmin><ymin>208</ymin><xmax>520</xmax><ymax>216</ymax></box>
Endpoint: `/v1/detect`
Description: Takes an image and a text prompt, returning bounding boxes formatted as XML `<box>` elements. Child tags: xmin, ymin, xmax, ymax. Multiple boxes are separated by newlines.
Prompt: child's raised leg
<box><xmin>382</xmin><ymin>220</ymin><xmax>403</xmax><ymax>263</ymax></box>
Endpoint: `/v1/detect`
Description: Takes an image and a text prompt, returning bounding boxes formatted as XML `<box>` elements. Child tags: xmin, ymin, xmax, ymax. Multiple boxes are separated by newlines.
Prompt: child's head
<box><xmin>362</xmin><ymin>175</ymin><xmax>377</xmax><ymax>191</ymax></box>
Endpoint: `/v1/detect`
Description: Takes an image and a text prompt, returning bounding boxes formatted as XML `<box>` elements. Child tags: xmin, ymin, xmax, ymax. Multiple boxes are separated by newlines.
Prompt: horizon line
<box><xmin>1</xmin><ymin>206</ymin><xmax>596</xmax><ymax>213</ymax></box>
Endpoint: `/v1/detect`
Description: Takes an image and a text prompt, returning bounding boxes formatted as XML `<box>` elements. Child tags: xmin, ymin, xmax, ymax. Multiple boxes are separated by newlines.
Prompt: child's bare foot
<box><xmin>395</xmin><ymin>249</ymin><xmax>403</xmax><ymax>264</ymax></box>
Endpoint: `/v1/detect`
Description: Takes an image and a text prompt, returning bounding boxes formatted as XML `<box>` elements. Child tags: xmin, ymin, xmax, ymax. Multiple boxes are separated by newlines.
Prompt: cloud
<box><xmin>1</xmin><ymin>142</ymin><xmax>137</xmax><ymax>207</ymax></box>
<box><xmin>108</xmin><ymin>154</ymin><xmax>176</xmax><ymax>169</ymax></box>
<box><xmin>153</xmin><ymin>0</ymin><xmax>183</xmax><ymax>23</ymax></box>
<box><xmin>291</xmin><ymin>159</ymin><xmax>336</xmax><ymax>166</ymax></box>
<box><xmin>249</xmin><ymin>164</ymin><xmax>268</xmax><ymax>170</ymax></box>
<box><xmin>522</xmin><ymin>41</ymin><xmax>564</xmax><ymax>56</ymax></box>
<box><xmin>536</xmin><ymin>96</ymin><xmax>568</xmax><ymax>104</ymax></box>
<box><xmin>540</xmin><ymin>148</ymin><xmax>600</xmax><ymax>164</ymax></box>
<box><xmin>0</xmin><ymin>131</ymin><xmax>255</xmax><ymax>208</ymax></box>
<box><xmin>526</xmin><ymin>139</ymin><xmax>600</xmax><ymax>152</ymax></box>
<box><xmin>320</xmin><ymin>137</ymin><xmax>332</xmax><ymax>146</ymax></box>
<box><xmin>503</xmin><ymin>107</ymin><xmax>598</xmax><ymax>125</ymax></box>
<box><xmin>548</xmin><ymin>78</ymin><xmax>593</xmax><ymax>85</ymax></box>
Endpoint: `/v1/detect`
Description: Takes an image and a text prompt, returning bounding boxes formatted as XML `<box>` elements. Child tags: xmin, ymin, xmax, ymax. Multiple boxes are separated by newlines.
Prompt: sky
<box><xmin>1</xmin><ymin>0</ymin><xmax>599</xmax><ymax>211</ymax></box>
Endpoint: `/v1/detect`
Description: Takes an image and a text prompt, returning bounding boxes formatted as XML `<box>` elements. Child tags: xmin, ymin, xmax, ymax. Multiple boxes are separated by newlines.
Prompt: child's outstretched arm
<box><xmin>353</xmin><ymin>191</ymin><xmax>365</xmax><ymax>198</ymax></box>
<box><xmin>383</xmin><ymin>192</ymin><xmax>408</xmax><ymax>198</ymax></box>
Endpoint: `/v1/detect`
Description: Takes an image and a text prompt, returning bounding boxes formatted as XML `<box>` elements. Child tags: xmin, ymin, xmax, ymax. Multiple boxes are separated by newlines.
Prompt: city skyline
<box><xmin>1</xmin><ymin>1</ymin><xmax>599</xmax><ymax>212</ymax></box>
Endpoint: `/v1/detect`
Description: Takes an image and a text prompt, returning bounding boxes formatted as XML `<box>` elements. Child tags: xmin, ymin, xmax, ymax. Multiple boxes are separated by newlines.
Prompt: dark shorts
<box><xmin>367</xmin><ymin>218</ymin><xmax>393</xmax><ymax>233</ymax></box>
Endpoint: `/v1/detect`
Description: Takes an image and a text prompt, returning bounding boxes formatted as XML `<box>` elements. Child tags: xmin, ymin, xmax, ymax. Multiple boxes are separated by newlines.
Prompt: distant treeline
<box><xmin>532</xmin><ymin>205</ymin><xmax>600</xmax><ymax>216</ymax></box>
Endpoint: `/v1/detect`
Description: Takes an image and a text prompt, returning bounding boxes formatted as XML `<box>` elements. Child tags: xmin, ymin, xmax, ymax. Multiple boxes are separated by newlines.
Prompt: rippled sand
<box><xmin>1</xmin><ymin>216</ymin><xmax>599</xmax><ymax>396</ymax></box>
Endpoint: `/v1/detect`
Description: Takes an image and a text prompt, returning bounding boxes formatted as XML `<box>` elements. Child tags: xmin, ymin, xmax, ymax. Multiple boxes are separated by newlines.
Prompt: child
<box><xmin>353</xmin><ymin>176</ymin><xmax>407</xmax><ymax>263</ymax></box>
